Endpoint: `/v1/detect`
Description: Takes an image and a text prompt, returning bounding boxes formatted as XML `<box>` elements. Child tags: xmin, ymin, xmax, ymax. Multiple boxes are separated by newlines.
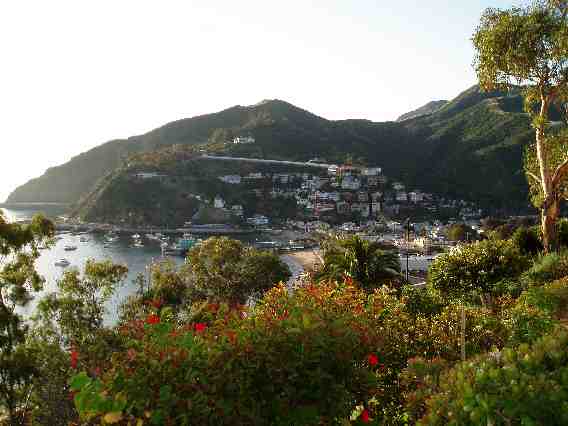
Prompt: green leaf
<box><xmin>69</xmin><ymin>372</ymin><xmax>91</xmax><ymax>390</ymax></box>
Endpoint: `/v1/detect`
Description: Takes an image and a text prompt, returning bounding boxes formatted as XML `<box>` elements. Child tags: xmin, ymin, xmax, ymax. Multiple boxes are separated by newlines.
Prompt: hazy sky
<box><xmin>0</xmin><ymin>0</ymin><xmax>518</xmax><ymax>202</ymax></box>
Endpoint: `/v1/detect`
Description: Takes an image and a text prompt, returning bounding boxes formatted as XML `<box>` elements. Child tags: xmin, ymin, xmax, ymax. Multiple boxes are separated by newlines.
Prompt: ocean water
<box><xmin>1</xmin><ymin>207</ymin><xmax>302</xmax><ymax>323</ymax></box>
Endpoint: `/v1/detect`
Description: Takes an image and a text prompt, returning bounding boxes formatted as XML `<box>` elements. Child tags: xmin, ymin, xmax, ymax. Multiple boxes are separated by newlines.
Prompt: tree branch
<box><xmin>552</xmin><ymin>156</ymin><xmax>568</xmax><ymax>190</ymax></box>
<box><xmin>526</xmin><ymin>171</ymin><xmax>542</xmax><ymax>184</ymax></box>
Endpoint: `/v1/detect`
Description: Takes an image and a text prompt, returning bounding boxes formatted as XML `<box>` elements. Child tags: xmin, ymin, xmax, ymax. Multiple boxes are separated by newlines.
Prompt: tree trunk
<box><xmin>535</xmin><ymin>95</ymin><xmax>558</xmax><ymax>253</ymax></box>
<box><xmin>542</xmin><ymin>197</ymin><xmax>560</xmax><ymax>253</ymax></box>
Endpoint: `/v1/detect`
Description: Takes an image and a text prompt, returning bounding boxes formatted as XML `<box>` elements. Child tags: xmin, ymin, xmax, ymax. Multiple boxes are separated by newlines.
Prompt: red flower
<box><xmin>70</xmin><ymin>350</ymin><xmax>79</xmax><ymax>369</ymax></box>
<box><xmin>150</xmin><ymin>299</ymin><xmax>162</xmax><ymax>309</ymax></box>
<box><xmin>146</xmin><ymin>314</ymin><xmax>160</xmax><ymax>325</ymax></box>
<box><xmin>367</xmin><ymin>353</ymin><xmax>379</xmax><ymax>366</ymax></box>
<box><xmin>194</xmin><ymin>323</ymin><xmax>207</xmax><ymax>333</ymax></box>
<box><xmin>360</xmin><ymin>409</ymin><xmax>370</xmax><ymax>423</ymax></box>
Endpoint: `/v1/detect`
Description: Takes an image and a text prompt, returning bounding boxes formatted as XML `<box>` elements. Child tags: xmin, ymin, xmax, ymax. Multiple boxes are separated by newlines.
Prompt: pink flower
<box><xmin>146</xmin><ymin>314</ymin><xmax>160</xmax><ymax>325</ymax></box>
<box><xmin>360</xmin><ymin>409</ymin><xmax>370</xmax><ymax>423</ymax></box>
<box><xmin>368</xmin><ymin>353</ymin><xmax>379</xmax><ymax>367</ymax></box>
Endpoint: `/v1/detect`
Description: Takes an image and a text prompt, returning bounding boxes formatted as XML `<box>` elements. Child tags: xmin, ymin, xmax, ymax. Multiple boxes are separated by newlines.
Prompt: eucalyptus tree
<box><xmin>473</xmin><ymin>0</ymin><xmax>568</xmax><ymax>251</ymax></box>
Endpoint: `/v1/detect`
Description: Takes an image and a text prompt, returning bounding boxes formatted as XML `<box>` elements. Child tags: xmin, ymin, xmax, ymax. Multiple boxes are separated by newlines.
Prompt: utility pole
<box><xmin>405</xmin><ymin>217</ymin><xmax>410</xmax><ymax>282</ymax></box>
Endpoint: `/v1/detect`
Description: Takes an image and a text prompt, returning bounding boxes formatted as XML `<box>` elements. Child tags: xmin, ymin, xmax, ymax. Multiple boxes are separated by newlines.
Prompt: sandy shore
<box><xmin>284</xmin><ymin>248</ymin><xmax>323</xmax><ymax>272</ymax></box>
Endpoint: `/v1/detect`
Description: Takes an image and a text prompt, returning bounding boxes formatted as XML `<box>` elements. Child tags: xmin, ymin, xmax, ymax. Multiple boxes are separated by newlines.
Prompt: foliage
<box><xmin>316</xmin><ymin>235</ymin><xmax>402</xmax><ymax>291</ymax></box>
<box><xmin>400</xmin><ymin>285</ymin><xmax>444</xmax><ymax>318</ymax></box>
<box><xmin>473</xmin><ymin>0</ymin><xmax>568</xmax><ymax>250</ymax></box>
<box><xmin>71</xmin><ymin>282</ymin><xmax>384</xmax><ymax>425</ymax></box>
<box><xmin>34</xmin><ymin>260</ymin><xmax>128</xmax><ymax>348</ymax></box>
<box><xmin>28</xmin><ymin>260</ymin><xmax>128</xmax><ymax>424</ymax></box>
<box><xmin>521</xmin><ymin>249</ymin><xmax>568</xmax><ymax>286</ymax></box>
<box><xmin>186</xmin><ymin>237</ymin><xmax>290</xmax><ymax>304</ymax></box>
<box><xmin>506</xmin><ymin>277</ymin><xmax>568</xmax><ymax>346</ymax></box>
<box><xmin>70</xmin><ymin>277</ymin><xmax>518</xmax><ymax>425</ymax></box>
<box><xmin>418</xmin><ymin>328</ymin><xmax>568</xmax><ymax>425</ymax></box>
<box><xmin>445</xmin><ymin>224</ymin><xmax>477</xmax><ymax>242</ymax></box>
<box><xmin>511</xmin><ymin>225</ymin><xmax>543</xmax><ymax>255</ymax></box>
<box><xmin>428</xmin><ymin>239</ymin><xmax>529</xmax><ymax>304</ymax></box>
<box><xmin>0</xmin><ymin>212</ymin><xmax>54</xmax><ymax>424</ymax></box>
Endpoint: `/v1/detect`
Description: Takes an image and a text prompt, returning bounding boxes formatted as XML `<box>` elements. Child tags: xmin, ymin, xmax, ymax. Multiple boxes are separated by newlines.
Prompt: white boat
<box><xmin>132</xmin><ymin>241</ymin><xmax>144</xmax><ymax>248</ymax></box>
<box><xmin>64</xmin><ymin>245</ymin><xmax>77</xmax><ymax>251</ymax></box>
<box><xmin>54</xmin><ymin>258</ymin><xmax>70</xmax><ymax>267</ymax></box>
<box><xmin>132</xmin><ymin>234</ymin><xmax>141</xmax><ymax>239</ymax></box>
<box><xmin>79</xmin><ymin>237</ymin><xmax>89</xmax><ymax>242</ymax></box>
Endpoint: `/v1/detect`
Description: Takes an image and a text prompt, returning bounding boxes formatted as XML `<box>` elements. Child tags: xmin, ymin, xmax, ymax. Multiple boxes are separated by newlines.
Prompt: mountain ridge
<box><xmin>7</xmin><ymin>86</ymin><xmax>534</xmax><ymax>214</ymax></box>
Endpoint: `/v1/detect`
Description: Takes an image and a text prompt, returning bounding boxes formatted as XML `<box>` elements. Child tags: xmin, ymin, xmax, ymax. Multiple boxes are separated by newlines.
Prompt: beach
<box><xmin>284</xmin><ymin>248</ymin><xmax>323</xmax><ymax>273</ymax></box>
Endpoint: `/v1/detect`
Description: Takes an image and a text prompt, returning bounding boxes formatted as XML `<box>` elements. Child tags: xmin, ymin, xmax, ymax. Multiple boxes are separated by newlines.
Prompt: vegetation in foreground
<box><xmin>4</xmin><ymin>205</ymin><xmax>568</xmax><ymax>424</ymax></box>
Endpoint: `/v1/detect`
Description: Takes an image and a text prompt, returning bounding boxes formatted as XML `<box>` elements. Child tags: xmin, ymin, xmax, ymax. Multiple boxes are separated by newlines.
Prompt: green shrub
<box><xmin>511</xmin><ymin>225</ymin><xmax>542</xmax><ymax>256</ymax></box>
<box><xmin>522</xmin><ymin>250</ymin><xmax>568</xmax><ymax>286</ymax></box>
<box><xmin>557</xmin><ymin>218</ymin><xmax>568</xmax><ymax>248</ymax></box>
<box><xmin>418</xmin><ymin>329</ymin><xmax>568</xmax><ymax>425</ymax></box>
<box><xmin>401</xmin><ymin>286</ymin><xmax>444</xmax><ymax>317</ymax></box>
<box><xmin>505</xmin><ymin>278</ymin><xmax>568</xmax><ymax>346</ymax></box>
<box><xmin>428</xmin><ymin>239</ymin><xmax>528</xmax><ymax>305</ymax></box>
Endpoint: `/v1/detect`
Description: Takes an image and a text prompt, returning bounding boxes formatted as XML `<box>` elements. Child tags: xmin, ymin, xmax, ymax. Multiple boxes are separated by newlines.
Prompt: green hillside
<box><xmin>8</xmin><ymin>86</ymin><xmax>535</xmax><ymax>213</ymax></box>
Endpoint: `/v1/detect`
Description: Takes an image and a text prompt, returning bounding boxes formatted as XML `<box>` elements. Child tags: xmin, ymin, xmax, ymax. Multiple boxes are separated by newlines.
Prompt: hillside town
<box><xmin>208</xmin><ymin>157</ymin><xmax>484</xmax><ymax>247</ymax></box>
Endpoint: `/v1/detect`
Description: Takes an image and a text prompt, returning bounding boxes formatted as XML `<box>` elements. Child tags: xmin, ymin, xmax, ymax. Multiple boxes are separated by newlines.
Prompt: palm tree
<box><xmin>317</xmin><ymin>236</ymin><xmax>401</xmax><ymax>290</ymax></box>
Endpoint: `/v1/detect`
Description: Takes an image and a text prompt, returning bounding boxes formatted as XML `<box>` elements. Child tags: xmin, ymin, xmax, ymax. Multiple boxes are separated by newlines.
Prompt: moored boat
<box><xmin>54</xmin><ymin>258</ymin><xmax>70</xmax><ymax>267</ymax></box>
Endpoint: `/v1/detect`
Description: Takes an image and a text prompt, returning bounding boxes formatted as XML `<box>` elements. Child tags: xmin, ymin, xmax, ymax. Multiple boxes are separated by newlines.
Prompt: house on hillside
<box><xmin>361</xmin><ymin>167</ymin><xmax>382</xmax><ymax>176</ymax></box>
<box><xmin>219</xmin><ymin>175</ymin><xmax>241</xmax><ymax>184</ymax></box>
<box><xmin>214</xmin><ymin>196</ymin><xmax>225</xmax><ymax>209</ymax></box>
<box><xmin>134</xmin><ymin>172</ymin><xmax>166</xmax><ymax>180</ymax></box>
<box><xmin>233</xmin><ymin>136</ymin><xmax>255</xmax><ymax>144</ymax></box>
<box><xmin>396</xmin><ymin>192</ymin><xmax>408</xmax><ymax>202</ymax></box>
<box><xmin>231</xmin><ymin>205</ymin><xmax>244</xmax><ymax>217</ymax></box>
<box><xmin>341</xmin><ymin>176</ymin><xmax>361</xmax><ymax>190</ymax></box>
<box><xmin>247</xmin><ymin>215</ymin><xmax>269</xmax><ymax>226</ymax></box>
<box><xmin>409</xmin><ymin>191</ymin><xmax>424</xmax><ymax>203</ymax></box>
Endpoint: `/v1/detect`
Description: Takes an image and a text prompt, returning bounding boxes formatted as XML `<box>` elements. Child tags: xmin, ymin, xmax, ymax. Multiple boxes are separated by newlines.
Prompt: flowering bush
<box><xmin>71</xmin><ymin>282</ymin><xmax>385</xmax><ymax>425</ymax></box>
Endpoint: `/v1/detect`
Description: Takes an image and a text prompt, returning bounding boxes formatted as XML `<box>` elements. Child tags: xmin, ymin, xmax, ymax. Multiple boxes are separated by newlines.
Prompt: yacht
<box><xmin>54</xmin><ymin>258</ymin><xmax>70</xmax><ymax>267</ymax></box>
<box><xmin>132</xmin><ymin>234</ymin><xmax>141</xmax><ymax>239</ymax></box>
<box><xmin>79</xmin><ymin>236</ymin><xmax>89</xmax><ymax>242</ymax></box>
<box><xmin>64</xmin><ymin>245</ymin><xmax>77</xmax><ymax>251</ymax></box>
<box><xmin>132</xmin><ymin>240</ymin><xmax>144</xmax><ymax>248</ymax></box>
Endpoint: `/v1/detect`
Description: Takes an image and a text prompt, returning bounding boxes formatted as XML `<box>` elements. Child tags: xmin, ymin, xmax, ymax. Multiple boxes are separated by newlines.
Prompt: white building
<box><xmin>396</xmin><ymin>191</ymin><xmax>408</xmax><ymax>202</ymax></box>
<box><xmin>231</xmin><ymin>205</ymin><xmax>244</xmax><ymax>217</ymax></box>
<box><xmin>341</xmin><ymin>176</ymin><xmax>361</xmax><ymax>190</ymax></box>
<box><xmin>409</xmin><ymin>191</ymin><xmax>424</xmax><ymax>203</ymax></box>
<box><xmin>361</xmin><ymin>167</ymin><xmax>382</xmax><ymax>176</ymax></box>
<box><xmin>219</xmin><ymin>175</ymin><xmax>241</xmax><ymax>184</ymax></box>
<box><xmin>247</xmin><ymin>215</ymin><xmax>269</xmax><ymax>226</ymax></box>
<box><xmin>214</xmin><ymin>196</ymin><xmax>225</xmax><ymax>209</ymax></box>
<box><xmin>134</xmin><ymin>172</ymin><xmax>165</xmax><ymax>179</ymax></box>
<box><xmin>245</xmin><ymin>172</ymin><xmax>263</xmax><ymax>180</ymax></box>
<box><xmin>233</xmin><ymin>136</ymin><xmax>255</xmax><ymax>144</ymax></box>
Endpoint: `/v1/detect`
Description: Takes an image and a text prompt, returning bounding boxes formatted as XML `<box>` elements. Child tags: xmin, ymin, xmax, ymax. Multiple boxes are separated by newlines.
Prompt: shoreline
<box><xmin>283</xmin><ymin>248</ymin><xmax>323</xmax><ymax>273</ymax></box>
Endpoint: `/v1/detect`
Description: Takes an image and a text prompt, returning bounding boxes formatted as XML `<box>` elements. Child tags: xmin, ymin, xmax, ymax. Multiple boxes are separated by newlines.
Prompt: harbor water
<box><xmin>1</xmin><ymin>207</ymin><xmax>303</xmax><ymax>323</ymax></box>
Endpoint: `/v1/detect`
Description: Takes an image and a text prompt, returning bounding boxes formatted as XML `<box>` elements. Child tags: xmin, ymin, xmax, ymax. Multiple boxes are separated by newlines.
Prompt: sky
<box><xmin>0</xmin><ymin>0</ymin><xmax>519</xmax><ymax>202</ymax></box>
